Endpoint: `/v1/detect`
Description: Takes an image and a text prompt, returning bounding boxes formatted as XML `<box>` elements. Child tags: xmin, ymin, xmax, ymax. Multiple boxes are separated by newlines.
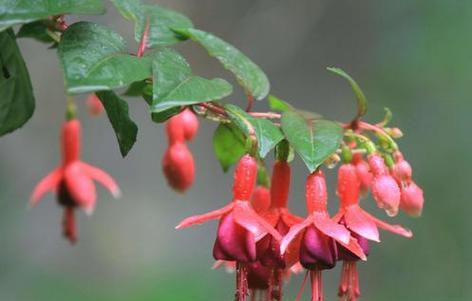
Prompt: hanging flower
<box><xmin>86</xmin><ymin>93</ymin><xmax>104</xmax><ymax>116</ymax></box>
<box><xmin>368</xmin><ymin>154</ymin><xmax>401</xmax><ymax>216</ymax></box>
<box><xmin>30</xmin><ymin>119</ymin><xmax>120</xmax><ymax>243</ymax></box>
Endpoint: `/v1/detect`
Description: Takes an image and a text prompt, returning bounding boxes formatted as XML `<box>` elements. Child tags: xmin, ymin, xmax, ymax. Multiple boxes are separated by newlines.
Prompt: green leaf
<box><xmin>268</xmin><ymin>95</ymin><xmax>293</xmax><ymax>112</ymax></box>
<box><xmin>0</xmin><ymin>29</ymin><xmax>35</xmax><ymax>136</ymax></box>
<box><xmin>0</xmin><ymin>0</ymin><xmax>105</xmax><ymax>31</ymax></box>
<box><xmin>151</xmin><ymin>48</ymin><xmax>232</xmax><ymax>113</ymax></box>
<box><xmin>58</xmin><ymin>22</ymin><xmax>152</xmax><ymax>94</ymax></box>
<box><xmin>95</xmin><ymin>91</ymin><xmax>138</xmax><ymax>157</ymax></box>
<box><xmin>151</xmin><ymin>107</ymin><xmax>182</xmax><ymax>123</ymax></box>
<box><xmin>17</xmin><ymin>21</ymin><xmax>55</xmax><ymax>43</ymax></box>
<box><xmin>224</xmin><ymin>104</ymin><xmax>284</xmax><ymax>158</ymax></box>
<box><xmin>173</xmin><ymin>28</ymin><xmax>270</xmax><ymax>100</ymax></box>
<box><xmin>111</xmin><ymin>0</ymin><xmax>193</xmax><ymax>47</ymax></box>
<box><xmin>327</xmin><ymin>67</ymin><xmax>367</xmax><ymax>119</ymax></box>
<box><xmin>124</xmin><ymin>80</ymin><xmax>148</xmax><ymax>97</ymax></box>
<box><xmin>281</xmin><ymin>111</ymin><xmax>343</xmax><ymax>172</ymax></box>
<box><xmin>213</xmin><ymin>123</ymin><xmax>246</xmax><ymax>172</ymax></box>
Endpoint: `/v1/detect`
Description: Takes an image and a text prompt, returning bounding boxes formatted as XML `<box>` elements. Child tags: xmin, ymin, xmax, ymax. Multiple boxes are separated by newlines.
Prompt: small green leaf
<box><xmin>0</xmin><ymin>29</ymin><xmax>35</xmax><ymax>136</ymax></box>
<box><xmin>327</xmin><ymin>67</ymin><xmax>367</xmax><ymax>119</ymax></box>
<box><xmin>174</xmin><ymin>28</ymin><xmax>270</xmax><ymax>100</ymax></box>
<box><xmin>268</xmin><ymin>95</ymin><xmax>293</xmax><ymax>112</ymax></box>
<box><xmin>96</xmin><ymin>91</ymin><xmax>138</xmax><ymax>157</ymax></box>
<box><xmin>213</xmin><ymin>123</ymin><xmax>246</xmax><ymax>172</ymax></box>
<box><xmin>281</xmin><ymin>111</ymin><xmax>343</xmax><ymax>172</ymax></box>
<box><xmin>151</xmin><ymin>107</ymin><xmax>182</xmax><ymax>123</ymax></box>
<box><xmin>17</xmin><ymin>21</ymin><xmax>55</xmax><ymax>43</ymax></box>
<box><xmin>0</xmin><ymin>0</ymin><xmax>105</xmax><ymax>31</ymax></box>
<box><xmin>151</xmin><ymin>48</ymin><xmax>232</xmax><ymax>113</ymax></box>
<box><xmin>58</xmin><ymin>22</ymin><xmax>152</xmax><ymax>94</ymax></box>
<box><xmin>111</xmin><ymin>0</ymin><xmax>193</xmax><ymax>47</ymax></box>
<box><xmin>224</xmin><ymin>104</ymin><xmax>284</xmax><ymax>158</ymax></box>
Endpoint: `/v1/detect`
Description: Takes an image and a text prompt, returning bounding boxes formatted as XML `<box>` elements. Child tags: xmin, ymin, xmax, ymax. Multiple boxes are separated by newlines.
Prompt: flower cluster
<box><xmin>177</xmin><ymin>139</ymin><xmax>423</xmax><ymax>301</ymax></box>
<box><xmin>162</xmin><ymin>109</ymin><xmax>199</xmax><ymax>192</ymax></box>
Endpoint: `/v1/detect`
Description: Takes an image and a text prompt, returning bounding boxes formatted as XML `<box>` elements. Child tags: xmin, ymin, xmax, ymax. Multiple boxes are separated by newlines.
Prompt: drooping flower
<box><xmin>86</xmin><ymin>93</ymin><xmax>104</xmax><ymax>116</ymax></box>
<box><xmin>393</xmin><ymin>151</ymin><xmax>424</xmax><ymax>217</ymax></box>
<box><xmin>351</xmin><ymin>153</ymin><xmax>372</xmax><ymax>196</ymax></box>
<box><xmin>368</xmin><ymin>154</ymin><xmax>401</xmax><ymax>216</ymax></box>
<box><xmin>30</xmin><ymin>119</ymin><xmax>120</xmax><ymax>243</ymax></box>
<box><xmin>334</xmin><ymin>163</ymin><xmax>411</xmax><ymax>301</ymax></box>
<box><xmin>281</xmin><ymin>170</ymin><xmax>366</xmax><ymax>301</ymax></box>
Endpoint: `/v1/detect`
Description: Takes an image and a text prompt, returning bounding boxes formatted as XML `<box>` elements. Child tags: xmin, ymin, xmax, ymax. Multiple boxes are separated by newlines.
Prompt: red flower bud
<box><xmin>352</xmin><ymin>154</ymin><xmax>372</xmax><ymax>195</ymax></box>
<box><xmin>400</xmin><ymin>182</ymin><xmax>424</xmax><ymax>217</ymax></box>
<box><xmin>166</xmin><ymin>114</ymin><xmax>186</xmax><ymax>145</ymax></box>
<box><xmin>162</xmin><ymin>143</ymin><xmax>195</xmax><ymax>192</ymax></box>
<box><xmin>270</xmin><ymin>161</ymin><xmax>291</xmax><ymax>208</ymax></box>
<box><xmin>393</xmin><ymin>151</ymin><xmax>412</xmax><ymax>181</ymax></box>
<box><xmin>367</xmin><ymin>154</ymin><xmax>387</xmax><ymax>176</ymax></box>
<box><xmin>337</xmin><ymin>164</ymin><xmax>361</xmax><ymax>207</ymax></box>
<box><xmin>371</xmin><ymin>174</ymin><xmax>401</xmax><ymax>217</ymax></box>
<box><xmin>251</xmin><ymin>186</ymin><xmax>270</xmax><ymax>213</ymax></box>
<box><xmin>180</xmin><ymin>108</ymin><xmax>199</xmax><ymax>141</ymax></box>
<box><xmin>86</xmin><ymin>94</ymin><xmax>104</xmax><ymax>116</ymax></box>
<box><xmin>232</xmin><ymin>155</ymin><xmax>258</xmax><ymax>201</ymax></box>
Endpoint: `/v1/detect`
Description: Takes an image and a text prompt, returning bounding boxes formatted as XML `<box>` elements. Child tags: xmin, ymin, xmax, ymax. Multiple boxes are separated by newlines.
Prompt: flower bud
<box><xmin>162</xmin><ymin>143</ymin><xmax>195</xmax><ymax>192</ymax></box>
<box><xmin>392</xmin><ymin>151</ymin><xmax>412</xmax><ymax>181</ymax></box>
<box><xmin>400</xmin><ymin>182</ymin><xmax>424</xmax><ymax>217</ymax></box>
<box><xmin>86</xmin><ymin>94</ymin><xmax>104</xmax><ymax>116</ymax></box>
<box><xmin>367</xmin><ymin>154</ymin><xmax>387</xmax><ymax>176</ymax></box>
<box><xmin>371</xmin><ymin>174</ymin><xmax>401</xmax><ymax>216</ymax></box>
<box><xmin>180</xmin><ymin>109</ymin><xmax>199</xmax><ymax>141</ymax></box>
<box><xmin>355</xmin><ymin>160</ymin><xmax>372</xmax><ymax>195</ymax></box>
<box><xmin>166</xmin><ymin>115</ymin><xmax>185</xmax><ymax>145</ymax></box>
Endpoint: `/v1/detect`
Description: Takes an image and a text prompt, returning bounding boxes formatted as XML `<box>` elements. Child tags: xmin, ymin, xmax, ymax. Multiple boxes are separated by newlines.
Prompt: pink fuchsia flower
<box><xmin>86</xmin><ymin>93</ymin><xmax>104</xmax><ymax>116</ymax></box>
<box><xmin>162</xmin><ymin>142</ymin><xmax>195</xmax><ymax>193</ymax></box>
<box><xmin>281</xmin><ymin>170</ymin><xmax>366</xmax><ymax>301</ymax></box>
<box><xmin>179</xmin><ymin>108</ymin><xmax>199</xmax><ymax>141</ymax></box>
<box><xmin>176</xmin><ymin>154</ymin><xmax>281</xmax><ymax>262</ymax></box>
<box><xmin>30</xmin><ymin>119</ymin><xmax>120</xmax><ymax>243</ymax></box>
<box><xmin>400</xmin><ymin>182</ymin><xmax>424</xmax><ymax>217</ymax></box>
<box><xmin>368</xmin><ymin>154</ymin><xmax>401</xmax><ymax>216</ymax></box>
<box><xmin>351</xmin><ymin>153</ymin><xmax>372</xmax><ymax>196</ymax></box>
<box><xmin>334</xmin><ymin>163</ymin><xmax>412</xmax><ymax>301</ymax></box>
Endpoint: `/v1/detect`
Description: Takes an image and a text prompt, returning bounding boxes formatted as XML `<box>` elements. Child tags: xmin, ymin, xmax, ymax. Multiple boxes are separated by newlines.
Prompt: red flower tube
<box><xmin>30</xmin><ymin>119</ymin><xmax>120</xmax><ymax>243</ymax></box>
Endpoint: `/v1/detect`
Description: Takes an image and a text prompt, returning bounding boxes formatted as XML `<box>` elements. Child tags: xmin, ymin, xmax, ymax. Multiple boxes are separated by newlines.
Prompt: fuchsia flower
<box><xmin>352</xmin><ymin>153</ymin><xmax>372</xmax><ymax>196</ymax></box>
<box><xmin>162</xmin><ymin>109</ymin><xmax>198</xmax><ymax>192</ymax></box>
<box><xmin>281</xmin><ymin>170</ymin><xmax>366</xmax><ymax>301</ymax></box>
<box><xmin>334</xmin><ymin>163</ymin><xmax>412</xmax><ymax>301</ymax></box>
<box><xmin>368</xmin><ymin>154</ymin><xmax>401</xmax><ymax>216</ymax></box>
<box><xmin>30</xmin><ymin>119</ymin><xmax>120</xmax><ymax>243</ymax></box>
<box><xmin>393</xmin><ymin>151</ymin><xmax>424</xmax><ymax>217</ymax></box>
<box><xmin>86</xmin><ymin>93</ymin><xmax>104</xmax><ymax>116</ymax></box>
<box><xmin>176</xmin><ymin>154</ymin><xmax>281</xmax><ymax>262</ymax></box>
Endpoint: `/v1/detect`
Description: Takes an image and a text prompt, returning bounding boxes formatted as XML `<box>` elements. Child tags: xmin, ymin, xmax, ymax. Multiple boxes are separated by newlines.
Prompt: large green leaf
<box><xmin>0</xmin><ymin>29</ymin><xmax>35</xmax><ymax>136</ymax></box>
<box><xmin>96</xmin><ymin>91</ymin><xmax>138</xmax><ymax>157</ymax></box>
<box><xmin>111</xmin><ymin>0</ymin><xmax>193</xmax><ymax>47</ymax></box>
<box><xmin>58</xmin><ymin>22</ymin><xmax>152</xmax><ymax>94</ymax></box>
<box><xmin>327</xmin><ymin>67</ymin><xmax>367</xmax><ymax>120</ymax></box>
<box><xmin>173</xmin><ymin>28</ymin><xmax>270</xmax><ymax>100</ymax></box>
<box><xmin>151</xmin><ymin>48</ymin><xmax>232</xmax><ymax>113</ymax></box>
<box><xmin>281</xmin><ymin>111</ymin><xmax>343</xmax><ymax>172</ymax></box>
<box><xmin>224</xmin><ymin>104</ymin><xmax>284</xmax><ymax>158</ymax></box>
<box><xmin>213</xmin><ymin>123</ymin><xmax>246</xmax><ymax>172</ymax></box>
<box><xmin>0</xmin><ymin>0</ymin><xmax>105</xmax><ymax>31</ymax></box>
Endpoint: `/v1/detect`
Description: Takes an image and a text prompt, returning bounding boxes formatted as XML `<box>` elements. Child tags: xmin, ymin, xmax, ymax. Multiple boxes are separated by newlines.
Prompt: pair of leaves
<box><xmin>150</xmin><ymin>48</ymin><xmax>232</xmax><ymax>116</ymax></box>
<box><xmin>58</xmin><ymin>22</ymin><xmax>152</xmax><ymax>94</ymax></box>
<box><xmin>0</xmin><ymin>29</ymin><xmax>35</xmax><ymax>136</ymax></box>
<box><xmin>0</xmin><ymin>0</ymin><xmax>105</xmax><ymax>31</ymax></box>
<box><xmin>175</xmin><ymin>28</ymin><xmax>270</xmax><ymax>101</ymax></box>
<box><xmin>111</xmin><ymin>0</ymin><xmax>193</xmax><ymax>47</ymax></box>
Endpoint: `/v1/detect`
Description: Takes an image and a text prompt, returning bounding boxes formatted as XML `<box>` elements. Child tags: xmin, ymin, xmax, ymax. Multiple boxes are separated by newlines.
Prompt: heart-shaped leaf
<box><xmin>327</xmin><ymin>67</ymin><xmax>367</xmax><ymax>120</ymax></box>
<box><xmin>96</xmin><ymin>91</ymin><xmax>138</xmax><ymax>157</ymax></box>
<box><xmin>213</xmin><ymin>123</ymin><xmax>246</xmax><ymax>172</ymax></box>
<box><xmin>173</xmin><ymin>28</ymin><xmax>270</xmax><ymax>100</ymax></box>
<box><xmin>151</xmin><ymin>48</ymin><xmax>232</xmax><ymax>113</ymax></box>
<box><xmin>111</xmin><ymin>0</ymin><xmax>193</xmax><ymax>47</ymax></box>
<box><xmin>0</xmin><ymin>0</ymin><xmax>105</xmax><ymax>31</ymax></box>
<box><xmin>58</xmin><ymin>22</ymin><xmax>152</xmax><ymax>94</ymax></box>
<box><xmin>0</xmin><ymin>29</ymin><xmax>35</xmax><ymax>136</ymax></box>
<box><xmin>224</xmin><ymin>104</ymin><xmax>284</xmax><ymax>158</ymax></box>
<box><xmin>281</xmin><ymin>111</ymin><xmax>343</xmax><ymax>172</ymax></box>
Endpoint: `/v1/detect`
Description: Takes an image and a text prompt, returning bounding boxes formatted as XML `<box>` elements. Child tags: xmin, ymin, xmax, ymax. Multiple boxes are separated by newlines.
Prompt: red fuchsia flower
<box><xmin>334</xmin><ymin>163</ymin><xmax>412</xmax><ymax>301</ymax></box>
<box><xmin>162</xmin><ymin>109</ymin><xmax>199</xmax><ymax>192</ymax></box>
<box><xmin>176</xmin><ymin>154</ymin><xmax>282</xmax><ymax>301</ymax></box>
<box><xmin>86</xmin><ymin>93</ymin><xmax>104</xmax><ymax>116</ymax></box>
<box><xmin>351</xmin><ymin>153</ymin><xmax>372</xmax><ymax>196</ymax></box>
<box><xmin>368</xmin><ymin>154</ymin><xmax>401</xmax><ymax>216</ymax></box>
<box><xmin>30</xmin><ymin>119</ymin><xmax>120</xmax><ymax>244</ymax></box>
<box><xmin>393</xmin><ymin>151</ymin><xmax>424</xmax><ymax>217</ymax></box>
<box><xmin>281</xmin><ymin>170</ymin><xmax>366</xmax><ymax>301</ymax></box>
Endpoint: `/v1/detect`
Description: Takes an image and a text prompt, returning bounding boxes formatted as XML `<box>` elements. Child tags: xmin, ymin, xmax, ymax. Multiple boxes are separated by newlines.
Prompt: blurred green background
<box><xmin>0</xmin><ymin>1</ymin><xmax>470</xmax><ymax>300</ymax></box>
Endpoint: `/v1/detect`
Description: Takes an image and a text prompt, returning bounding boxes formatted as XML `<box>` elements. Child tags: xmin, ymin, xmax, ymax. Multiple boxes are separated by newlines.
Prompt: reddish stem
<box><xmin>246</xmin><ymin>94</ymin><xmax>254</xmax><ymax>112</ymax></box>
<box><xmin>249</xmin><ymin>112</ymin><xmax>281</xmax><ymax>119</ymax></box>
<box><xmin>63</xmin><ymin>207</ymin><xmax>77</xmax><ymax>244</ymax></box>
<box><xmin>236</xmin><ymin>263</ymin><xmax>248</xmax><ymax>301</ymax></box>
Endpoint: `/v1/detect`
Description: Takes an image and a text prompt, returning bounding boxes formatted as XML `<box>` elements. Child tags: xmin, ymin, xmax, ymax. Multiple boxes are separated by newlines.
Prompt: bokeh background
<box><xmin>1</xmin><ymin>1</ymin><xmax>470</xmax><ymax>300</ymax></box>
